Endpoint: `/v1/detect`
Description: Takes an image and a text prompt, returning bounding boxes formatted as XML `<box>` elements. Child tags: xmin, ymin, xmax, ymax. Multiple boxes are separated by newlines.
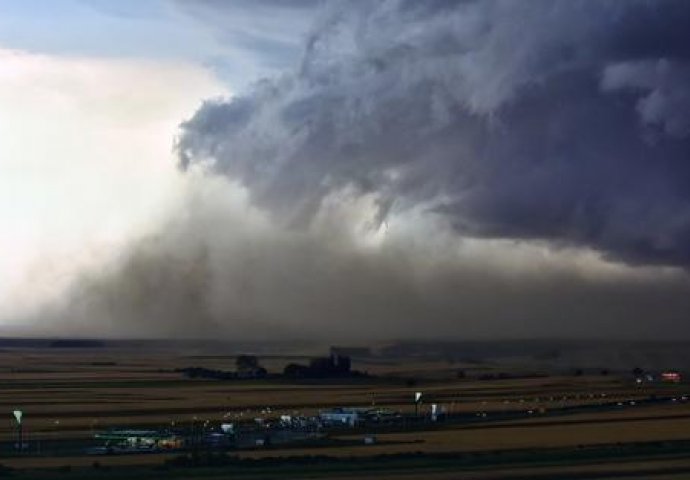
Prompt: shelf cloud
<box><xmin>9</xmin><ymin>0</ymin><xmax>690</xmax><ymax>339</ymax></box>
<box><xmin>179</xmin><ymin>0</ymin><xmax>690</xmax><ymax>267</ymax></box>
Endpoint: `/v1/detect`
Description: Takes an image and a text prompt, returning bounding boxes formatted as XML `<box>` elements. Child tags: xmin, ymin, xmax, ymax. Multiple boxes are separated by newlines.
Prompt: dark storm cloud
<box><xmin>177</xmin><ymin>0</ymin><xmax>690</xmax><ymax>267</ymax></box>
<box><xmin>33</xmin><ymin>0</ymin><xmax>690</xmax><ymax>341</ymax></box>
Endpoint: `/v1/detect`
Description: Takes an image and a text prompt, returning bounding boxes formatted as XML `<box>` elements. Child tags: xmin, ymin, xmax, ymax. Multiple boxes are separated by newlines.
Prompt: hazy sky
<box><xmin>2</xmin><ymin>1</ymin><xmax>690</xmax><ymax>340</ymax></box>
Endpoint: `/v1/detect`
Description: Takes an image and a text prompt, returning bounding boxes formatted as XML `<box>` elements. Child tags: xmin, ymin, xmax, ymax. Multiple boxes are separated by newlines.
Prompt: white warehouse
<box><xmin>319</xmin><ymin>407</ymin><xmax>362</xmax><ymax>427</ymax></box>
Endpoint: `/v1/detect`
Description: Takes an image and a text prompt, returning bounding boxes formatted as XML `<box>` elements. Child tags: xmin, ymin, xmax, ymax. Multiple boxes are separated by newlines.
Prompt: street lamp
<box><xmin>414</xmin><ymin>392</ymin><xmax>423</xmax><ymax>417</ymax></box>
<box><xmin>12</xmin><ymin>410</ymin><xmax>23</xmax><ymax>452</ymax></box>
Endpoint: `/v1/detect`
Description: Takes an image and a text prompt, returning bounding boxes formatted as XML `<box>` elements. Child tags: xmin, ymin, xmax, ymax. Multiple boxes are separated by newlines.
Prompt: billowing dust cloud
<box><xmin>25</xmin><ymin>0</ymin><xmax>690</xmax><ymax>339</ymax></box>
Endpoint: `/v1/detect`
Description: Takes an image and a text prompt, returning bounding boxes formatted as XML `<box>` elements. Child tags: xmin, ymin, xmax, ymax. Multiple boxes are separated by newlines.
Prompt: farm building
<box><xmin>93</xmin><ymin>429</ymin><xmax>183</xmax><ymax>453</ymax></box>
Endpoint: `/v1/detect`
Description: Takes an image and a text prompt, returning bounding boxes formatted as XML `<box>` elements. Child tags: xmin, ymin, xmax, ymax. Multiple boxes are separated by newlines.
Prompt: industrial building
<box><xmin>91</xmin><ymin>430</ymin><xmax>183</xmax><ymax>453</ymax></box>
<box><xmin>319</xmin><ymin>407</ymin><xmax>363</xmax><ymax>426</ymax></box>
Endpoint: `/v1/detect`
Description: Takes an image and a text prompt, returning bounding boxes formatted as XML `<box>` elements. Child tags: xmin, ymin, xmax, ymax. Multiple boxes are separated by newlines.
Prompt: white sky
<box><xmin>0</xmin><ymin>48</ymin><xmax>227</xmax><ymax>321</ymax></box>
<box><xmin>0</xmin><ymin>1</ymin><xmax>316</xmax><ymax>325</ymax></box>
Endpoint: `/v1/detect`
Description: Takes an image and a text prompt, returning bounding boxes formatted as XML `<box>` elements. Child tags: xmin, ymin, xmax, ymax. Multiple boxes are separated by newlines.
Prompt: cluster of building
<box><xmin>319</xmin><ymin>407</ymin><xmax>402</xmax><ymax>426</ymax></box>
<box><xmin>88</xmin><ymin>430</ymin><xmax>184</xmax><ymax>454</ymax></box>
<box><xmin>87</xmin><ymin>405</ymin><xmax>411</xmax><ymax>454</ymax></box>
<box><xmin>635</xmin><ymin>370</ymin><xmax>683</xmax><ymax>384</ymax></box>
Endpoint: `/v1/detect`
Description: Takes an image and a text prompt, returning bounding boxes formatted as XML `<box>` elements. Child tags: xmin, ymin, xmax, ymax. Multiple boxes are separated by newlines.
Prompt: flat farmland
<box><xmin>0</xmin><ymin>348</ymin><xmax>686</xmax><ymax>440</ymax></box>
<box><xmin>1</xmin><ymin>343</ymin><xmax>690</xmax><ymax>479</ymax></box>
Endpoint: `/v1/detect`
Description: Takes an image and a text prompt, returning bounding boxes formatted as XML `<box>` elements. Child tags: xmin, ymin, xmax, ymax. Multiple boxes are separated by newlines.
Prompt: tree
<box><xmin>309</xmin><ymin>357</ymin><xmax>334</xmax><ymax>376</ymax></box>
<box><xmin>236</xmin><ymin>355</ymin><xmax>259</xmax><ymax>372</ymax></box>
<box><xmin>283</xmin><ymin>363</ymin><xmax>309</xmax><ymax>378</ymax></box>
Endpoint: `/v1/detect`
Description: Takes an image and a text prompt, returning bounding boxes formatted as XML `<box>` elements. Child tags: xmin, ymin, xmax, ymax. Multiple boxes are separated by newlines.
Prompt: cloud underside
<box><xmin>179</xmin><ymin>0</ymin><xmax>690</xmax><ymax>268</ymax></box>
<box><xmin>13</xmin><ymin>0</ymin><xmax>690</xmax><ymax>340</ymax></box>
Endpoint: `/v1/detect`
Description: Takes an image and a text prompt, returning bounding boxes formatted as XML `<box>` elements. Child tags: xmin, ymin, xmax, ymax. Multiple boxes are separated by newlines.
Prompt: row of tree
<box><xmin>179</xmin><ymin>354</ymin><xmax>364</xmax><ymax>380</ymax></box>
<box><xmin>178</xmin><ymin>355</ymin><xmax>268</xmax><ymax>380</ymax></box>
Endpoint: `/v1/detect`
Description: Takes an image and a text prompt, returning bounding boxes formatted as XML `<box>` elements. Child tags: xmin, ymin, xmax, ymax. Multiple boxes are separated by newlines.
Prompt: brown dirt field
<box><xmin>296</xmin><ymin>457</ymin><xmax>690</xmax><ymax>480</ymax></box>
<box><xmin>6</xmin><ymin>449</ymin><xmax>690</xmax><ymax>480</ymax></box>
<box><xmin>334</xmin><ymin>417</ymin><xmax>690</xmax><ymax>454</ymax></box>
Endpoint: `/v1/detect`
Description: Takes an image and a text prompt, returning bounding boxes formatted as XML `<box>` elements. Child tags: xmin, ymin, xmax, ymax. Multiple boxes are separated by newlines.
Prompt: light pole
<box><xmin>53</xmin><ymin>420</ymin><xmax>60</xmax><ymax>455</ymax></box>
<box><xmin>414</xmin><ymin>392</ymin><xmax>422</xmax><ymax>417</ymax></box>
<box><xmin>13</xmin><ymin>410</ymin><xmax>23</xmax><ymax>453</ymax></box>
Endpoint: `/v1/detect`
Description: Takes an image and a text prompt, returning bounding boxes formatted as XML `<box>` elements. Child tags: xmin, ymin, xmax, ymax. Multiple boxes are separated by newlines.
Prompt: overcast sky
<box><xmin>1</xmin><ymin>0</ymin><xmax>689</xmax><ymax>340</ymax></box>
